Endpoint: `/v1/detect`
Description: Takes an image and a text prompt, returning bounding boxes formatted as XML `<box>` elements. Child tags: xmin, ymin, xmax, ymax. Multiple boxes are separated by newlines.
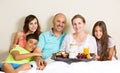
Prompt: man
<box><xmin>35</xmin><ymin>13</ymin><xmax>67</xmax><ymax>70</ymax></box>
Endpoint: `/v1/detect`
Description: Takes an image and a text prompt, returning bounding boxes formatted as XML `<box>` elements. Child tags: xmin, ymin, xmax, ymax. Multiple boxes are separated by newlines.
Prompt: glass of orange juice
<box><xmin>83</xmin><ymin>47</ymin><xmax>89</xmax><ymax>55</ymax></box>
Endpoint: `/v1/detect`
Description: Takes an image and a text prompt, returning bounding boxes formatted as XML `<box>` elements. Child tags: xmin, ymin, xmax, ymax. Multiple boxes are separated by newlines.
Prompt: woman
<box><xmin>60</xmin><ymin>14</ymin><xmax>97</xmax><ymax>58</ymax></box>
<box><xmin>92</xmin><ymin>21</ymin><xmax>118</xmax><ymax>60</ymax></box>
<box><xmin>9</xmin><ymin>14</ymin><xmax>42</xmax><ymax>51</ymax></box>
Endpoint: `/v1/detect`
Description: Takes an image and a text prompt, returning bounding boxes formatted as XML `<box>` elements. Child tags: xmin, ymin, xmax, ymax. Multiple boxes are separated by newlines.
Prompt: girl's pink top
<box><xmin>18</xmin><ymin>31</ymin><xmax>26</xmax><ymax>48</ymax></box>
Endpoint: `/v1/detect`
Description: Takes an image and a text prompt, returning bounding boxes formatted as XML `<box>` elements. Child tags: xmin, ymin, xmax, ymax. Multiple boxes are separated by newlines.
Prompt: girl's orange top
<box><xmin>18</xmin><ymin>31</ymin><xmax>26</xmax><ymax>48</ymax></box>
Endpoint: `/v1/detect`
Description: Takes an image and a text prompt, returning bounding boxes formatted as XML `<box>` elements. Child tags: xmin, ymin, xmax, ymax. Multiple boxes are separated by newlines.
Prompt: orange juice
<box><xmin>83</xmin><ymin>48</ymin><xmax>89</xmax><ymax>55</ymax></box>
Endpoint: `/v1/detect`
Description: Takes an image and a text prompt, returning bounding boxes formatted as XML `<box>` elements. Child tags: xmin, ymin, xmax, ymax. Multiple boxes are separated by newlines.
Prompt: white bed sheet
<box><xmin>17</xmin><ymin>60</ymin><xmax>120</xmax><ymax>73</ymax></box>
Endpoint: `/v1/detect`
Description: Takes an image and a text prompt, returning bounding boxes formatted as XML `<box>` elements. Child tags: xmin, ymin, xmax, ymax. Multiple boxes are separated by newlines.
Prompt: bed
<box><xmin>0</xmin><ymin>61</ymin><xmax>120</xmax><ymax>73</ymax></box>
<box><xmin>19</xmin><ymin>59</ymin><xmax>120</xmax><ymax>73</ymax></box>
<box><xmin>0</xmin><ymin>53</ymin><xmax>120</xmax><ymax>73</ymax></box>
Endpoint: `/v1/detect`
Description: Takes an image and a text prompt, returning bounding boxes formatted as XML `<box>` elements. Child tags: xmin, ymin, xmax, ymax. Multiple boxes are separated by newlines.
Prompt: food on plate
<box><xmin>55</xmin><ymin>51</ymin><xmax>69</xmax><ymax>58</ymax></box>
<box><xmin>55</xmin><ymin>53</ymin><xmax>62</xmax><ymax>57</ymax></box>
<box><xmin>77</xmin><ymin>53</ymin><xmax>87</xmax><ymax>59</ymax></box>
<box><xmin>77</xmin><ymin>53</ymin><xmax>91</xmax><ymax>59</ymax></box>
<box><xmin>62</xmin><ymin>53</ymin><xmax>69</xmax><ymax>58</ymax></box>
<box><xmin>55</xmin><ymin>51</ymin><xmax>92</xmax><ymax>60</ymax></box>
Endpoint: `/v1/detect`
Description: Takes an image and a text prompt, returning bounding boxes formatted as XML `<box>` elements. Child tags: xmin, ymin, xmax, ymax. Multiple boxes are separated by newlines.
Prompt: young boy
<box><xmin>0</xmin><ymin>34</ymin><xmax>42</xmax><ymax>73</ymax></box>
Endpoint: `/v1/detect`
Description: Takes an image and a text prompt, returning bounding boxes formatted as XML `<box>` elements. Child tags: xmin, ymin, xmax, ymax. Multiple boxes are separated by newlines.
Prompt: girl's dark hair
<box><xmin>92</xmin><ymin>21</ymin><xmax>109</xmax><ymax>60</ymax></box>
<box><xmin>92</xmin><ymin>21</ymin><xmax>117</xmax><ymax>60</ymax></box>
<box><xmin>26</xmin><ymin>34</ymin><xmax>39</xmax><ymax>41</ymax></box>
<box><xmin>71</xmin><ymin>14</ymin><xmax>86</xmax><ymax>24</ymax></box>
<box><xmin>23</xmin><ymin>14</ymin><xmax>42</xmax><ymax>36</ymax></box>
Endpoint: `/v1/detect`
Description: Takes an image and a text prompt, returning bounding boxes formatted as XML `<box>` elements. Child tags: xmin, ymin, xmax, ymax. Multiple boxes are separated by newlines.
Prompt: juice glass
<box><xmin>83</xmin><ymin>48</ymin><xmax>89</xmax><ymax>55</ymax></box>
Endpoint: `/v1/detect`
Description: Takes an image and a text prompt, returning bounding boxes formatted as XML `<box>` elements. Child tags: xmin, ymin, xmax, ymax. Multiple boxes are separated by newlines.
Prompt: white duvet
<box><xmin>17</xmin><ymin>60</ymin><xmax>120</xmax><ymax>73</ymax></box>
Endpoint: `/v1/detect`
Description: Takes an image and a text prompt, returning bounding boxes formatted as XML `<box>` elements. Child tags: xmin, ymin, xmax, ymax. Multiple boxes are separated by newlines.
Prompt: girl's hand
<box><xmin>95</xmin><ymin>55</ymin><xmax>100</xmax><ymax>60</ymax></box>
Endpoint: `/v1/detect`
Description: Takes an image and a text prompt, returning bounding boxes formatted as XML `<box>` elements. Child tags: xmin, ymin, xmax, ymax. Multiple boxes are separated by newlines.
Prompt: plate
<box><xmin>51</xmin><ymin>53</ymin><xmax>95</xmax><ymax>64</ymax></box>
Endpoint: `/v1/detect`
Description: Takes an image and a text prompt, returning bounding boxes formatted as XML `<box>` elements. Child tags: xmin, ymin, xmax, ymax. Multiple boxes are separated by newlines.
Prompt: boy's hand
<box><xmin>36</xmin><ymin>57</ymin><xmax>46</xmax><ymax>70</ymax></box>
<box><xmin>37</xmin><ymin>64</ymin><xmax>45</xmax><ymax>70</ymax></box>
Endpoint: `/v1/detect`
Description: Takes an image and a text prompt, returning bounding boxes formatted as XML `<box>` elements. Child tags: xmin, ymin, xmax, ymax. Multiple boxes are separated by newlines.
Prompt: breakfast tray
<box><xmin>51</xmin><ymin>53</ymin><xmax>95</xmax><ymax>64</ymax></box>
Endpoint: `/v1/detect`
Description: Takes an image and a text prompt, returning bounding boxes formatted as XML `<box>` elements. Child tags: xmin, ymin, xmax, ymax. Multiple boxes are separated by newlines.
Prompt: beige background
<box><xmin>0</xmin><ymin>0</ymin><xmax>120</xmax><ymax>59</ymax></box>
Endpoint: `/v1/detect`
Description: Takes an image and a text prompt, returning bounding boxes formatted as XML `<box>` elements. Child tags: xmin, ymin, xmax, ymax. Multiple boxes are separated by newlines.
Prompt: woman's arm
<box><xmin>9</xmin><ymin>31</ymin><xmax>21</xmax><ymax>51</ymax></box>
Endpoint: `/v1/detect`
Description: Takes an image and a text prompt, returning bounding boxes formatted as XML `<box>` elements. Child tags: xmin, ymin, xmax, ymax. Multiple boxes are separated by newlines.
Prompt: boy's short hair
<box><xmin>26</xmin><ymin>34</ymin><xmax>39</xmax><ymax>41</ymax></box>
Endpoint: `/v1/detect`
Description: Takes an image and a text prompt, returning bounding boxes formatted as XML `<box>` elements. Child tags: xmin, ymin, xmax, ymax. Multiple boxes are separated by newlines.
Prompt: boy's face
<box><xmin>25</xmin><ymin>39</ymin><xmax>38</xmax><ymax>52</ymax></box>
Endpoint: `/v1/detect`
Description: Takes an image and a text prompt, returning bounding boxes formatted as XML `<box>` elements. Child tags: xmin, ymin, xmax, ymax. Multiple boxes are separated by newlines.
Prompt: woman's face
<box><xmin>72</xmin><ymin>18</ymin><xmax>85</xmax><ymax>33</ymax></box>
<box><xmin>94</xmin><ymin>26</ymin><xmax>103</xmax><ymax>39</ymax></box>
<box><xmin>28</xmin><ymin>18</ymin><xmax>38</xmax><ymax>33</ymax></box>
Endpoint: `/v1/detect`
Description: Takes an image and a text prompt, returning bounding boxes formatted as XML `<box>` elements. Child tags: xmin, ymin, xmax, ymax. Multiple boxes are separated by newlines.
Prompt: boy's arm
<box><xmin>34</xmin><ymin>47</ymin><xmax>46</xmax><ymax>70</ymax></box>
<box><xmin>34</xmin><ymin>47</ymin><xmax>43</xmax><ymax>64</ymax></box>
<box><xmin>11</xmin><ymin>50</ymin><xmax>42</xmax><ymax>60</ymax></box>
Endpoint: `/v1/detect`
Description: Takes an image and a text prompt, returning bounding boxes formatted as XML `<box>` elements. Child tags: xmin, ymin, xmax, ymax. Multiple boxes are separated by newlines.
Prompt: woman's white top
<box><xmin>60</xmin><ymin>34</ymin><xmax>97</xmax><ymax>55</ymax></box>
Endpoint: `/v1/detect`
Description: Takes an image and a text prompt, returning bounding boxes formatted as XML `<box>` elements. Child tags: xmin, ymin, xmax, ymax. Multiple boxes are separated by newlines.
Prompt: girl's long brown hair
<box><xmin>23</xmin><ymin>14</ymin><xmax>42</xmax><ymax>37</ymax></box>
<box><xmin>92</xmin><ymin>21</ymin><xmax>110</xmax><ymax>60</ymax></box>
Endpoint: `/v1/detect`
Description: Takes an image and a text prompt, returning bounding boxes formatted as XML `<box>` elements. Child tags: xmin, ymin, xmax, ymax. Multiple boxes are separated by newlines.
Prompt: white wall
<box><xmin>0</xmin><ymin>0</ymin><xmax>120</xmax><ymax>59</ymax></box>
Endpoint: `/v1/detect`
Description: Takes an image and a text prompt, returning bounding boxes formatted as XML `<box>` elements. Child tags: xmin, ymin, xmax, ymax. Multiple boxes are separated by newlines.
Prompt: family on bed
<box><xmin>0</xmin><ymin>13</ymin><xmax>118</xmax><ymax>73</ymax></box>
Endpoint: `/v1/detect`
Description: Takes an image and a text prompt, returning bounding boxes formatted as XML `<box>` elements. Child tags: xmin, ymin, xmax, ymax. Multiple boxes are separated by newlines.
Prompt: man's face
<box><xmin>53</xmin><ymin>14</ymin><xmax>66</xmax><ymax>32</ymax></box>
